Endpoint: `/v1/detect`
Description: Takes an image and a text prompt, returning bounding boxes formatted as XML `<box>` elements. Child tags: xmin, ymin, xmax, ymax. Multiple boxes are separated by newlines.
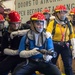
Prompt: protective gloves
<box><xmin>71</xmin><ymin>38</ymin><xmax>75</xmax><ymax>59</ymax></box>
<box><xmin>20</xmin><ymin>48</ymin><xmax>40</xmax><ymax>58</ymax></box>
<box><xmin>43</xmin><ymin>55</ymin><xmax>53</xmax><ymax>62</ymax></box>
<box><xmin>17</xmin><ymin>29</ymin><xmax>29</xmax><ymax>36</ymax></box>
<box><xmin>4</xmin><ymin>48</ymin><xmax>19</xmax><ymax>55</ymax></box>
<box><xmin>45</xmin><ymin>32</ymin><xmax>52</xmax><ymax>38</ymax></box>
<box><xmin>10</xmin><ymin>29</ymin><xmax>29</xmax><ymax>39</ymax></box>
<box><xmin>50</xmin><ymin>16</ymin><xmax>55</xmax><ymax>21</ymax></box>
<box><xmin>10</xmin><ymin>31</ymin><xmax>19</xmax><ymax>39</ymax></box>
<box><xmin>72</xmin><ymin>50</ymin><xmax>75</xmax><ymax>59</ymax></box>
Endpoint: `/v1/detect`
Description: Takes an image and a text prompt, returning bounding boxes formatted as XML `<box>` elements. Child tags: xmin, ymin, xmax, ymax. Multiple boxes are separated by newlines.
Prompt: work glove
<box><xmin>10</xmin><ymin>29</ymin><xmax>29</xmax><ymax>39</ymax></box>
<box><xmin>10</xmin><ymin>31</ymin><xmax>18</xmax><ymax>39</ymax></box>
<box><xmin>72</xmin><ymin>50</ymin><xmax>75</xmax><ymax>59</ymax></box>
<box><xmin>20</xmin><ymin>48</ymin><xmax>40</xmax><ymax>58</ymax></box>
<box><xmin>17</xmin><ymin>29</ymin><xmax>29</xmax><ymax>36</ymax></box>
<box><xmin>71</xmin><ymin>38</ymin><xmax>75</xmax><ymax>59</ymax></box>
<box><xmin>50</xmin><ymin>16</ymin><xmax>55</xmax><ymax>20</ymax></box>
<box><xmin>43</xmin><ymin>55</ymin><xmax>53</xmax><ymax>62</ymax></box>
<box><xmin>45</xmin><ymin>32</ymin><xmax>52</xmax><ymax>39</ymax></box>
<box><xmin>4</xmin><ymin>48</ymin><xmax>19</xmax><ymax>56</ymax></box>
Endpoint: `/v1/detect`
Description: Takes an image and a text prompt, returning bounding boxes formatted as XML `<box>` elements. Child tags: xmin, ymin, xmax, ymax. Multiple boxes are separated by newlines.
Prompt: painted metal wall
<box><xmin>3</xmin><ymin>0</ymin><xmax>15</xmax><ymax>10</ymax></box>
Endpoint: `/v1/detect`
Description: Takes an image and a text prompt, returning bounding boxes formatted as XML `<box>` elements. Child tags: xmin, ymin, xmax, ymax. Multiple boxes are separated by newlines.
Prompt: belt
<box><xmin>30</xmin><ymin>58</ymin><xmax>44</xmax><ymax>62</ymax></box>
<box><xmin>53</xmin><ymin>41</ymin><xmax>64</xmax><ymax>44</ymax></box>
<box><xmin>53</xmin><ymin>41</ymin><xmax>70</xmax><ymax>46</ymax></box>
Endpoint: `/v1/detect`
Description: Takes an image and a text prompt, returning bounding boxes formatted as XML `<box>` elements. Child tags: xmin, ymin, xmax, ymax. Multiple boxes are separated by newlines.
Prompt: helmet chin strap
<box><xmin>56</xmin><ymin>14</ymin><xmax>65</xmax><ymax>21</ymax></box>
<box><xmin>31</xmin><ymin>21</ymin><xmax>40</xmax><ymax>33</ymax></box>
<box><xmin>55</xmin><ymin>16</ymin><xmax>66</xmax><ymax>28</ymax></box>
<box><xmin>33</xmin><ymin>25</ymin><xmax>40</xmax><ymax>33</ymax></box>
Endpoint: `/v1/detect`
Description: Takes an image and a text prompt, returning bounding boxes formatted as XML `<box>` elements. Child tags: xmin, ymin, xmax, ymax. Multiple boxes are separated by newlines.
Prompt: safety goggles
<box><xmin>34</xmin><ymin>20</ymin><xmax>44</xmax><ymax>26</ymax></box>
<box><xmin>59</xmin><ymin>11</ymin><xmax>67</xmax><ymax>14</ymax></box>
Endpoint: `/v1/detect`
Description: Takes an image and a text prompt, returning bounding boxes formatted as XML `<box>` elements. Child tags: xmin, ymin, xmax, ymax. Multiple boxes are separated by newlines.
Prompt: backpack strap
<box><xmin>64</xmin><ymin>18</ymin><xmax>72</xmax><ymax>35</ymax></box>
<box><xmin>24</xmin><ymin>30</ymin><xmax>29</xmax><ymax>49</ymax></box>
<box><xmin>52</xmin><ymin>19</ymin><xmax>72</xmax><ymax>37</ymax></box>
<box><xmin>52</xmin><ymin>20</ymin><xmax>57</xmax><ymax>36</ymax></box>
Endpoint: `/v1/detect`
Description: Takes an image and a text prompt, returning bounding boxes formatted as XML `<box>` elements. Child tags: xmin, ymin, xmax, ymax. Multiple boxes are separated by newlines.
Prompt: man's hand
<box><xmin>71</xmin><ymin>38</ymin><xmax>75</xmax><ymax>59</ymax></box>
<box><xmin>72</xmin><ymin>50</ymin><xmax>75</xmax><ymax>59</ymax></box>
<box><xmin>10</xmin><ymin>31</ymin><xmax>18</xmax><ymax>39</ymax></box>
<box><xmin>43</xmin><ymin>55</ymin><xmax>53</xmax><ymax>62</ymax></box>
<box><xmin>20</xmin><ymin>48</ymin><xmax>40</xmax><ymax>58</ymax></box>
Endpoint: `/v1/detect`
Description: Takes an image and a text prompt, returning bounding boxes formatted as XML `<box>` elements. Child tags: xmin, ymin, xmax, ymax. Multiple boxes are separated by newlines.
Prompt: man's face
<box><xmin>43</xmin><ymin>13</ymin><xmax>50</xmax><ymax>20</ymax></box>
<box><xmin>57</xmin><ymin>11</ymin><xmax>67</xmax><ymax>20</ymax></box>
<box><xmin>34</xmin><ymin>20</ymin><xmax>44</xmax><ymax>33</ymax></box>
<box><xmin>10</xmin><ymin>22</ymin><xmax>21</xmax><ymax>30</ymax></box>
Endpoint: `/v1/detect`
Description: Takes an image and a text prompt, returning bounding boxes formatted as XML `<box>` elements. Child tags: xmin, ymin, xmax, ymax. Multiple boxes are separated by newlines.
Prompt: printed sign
<box><xmin>15</xmin><ymin>0</ymin><xmax>75</xmax><ymax>23</ymax></box>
